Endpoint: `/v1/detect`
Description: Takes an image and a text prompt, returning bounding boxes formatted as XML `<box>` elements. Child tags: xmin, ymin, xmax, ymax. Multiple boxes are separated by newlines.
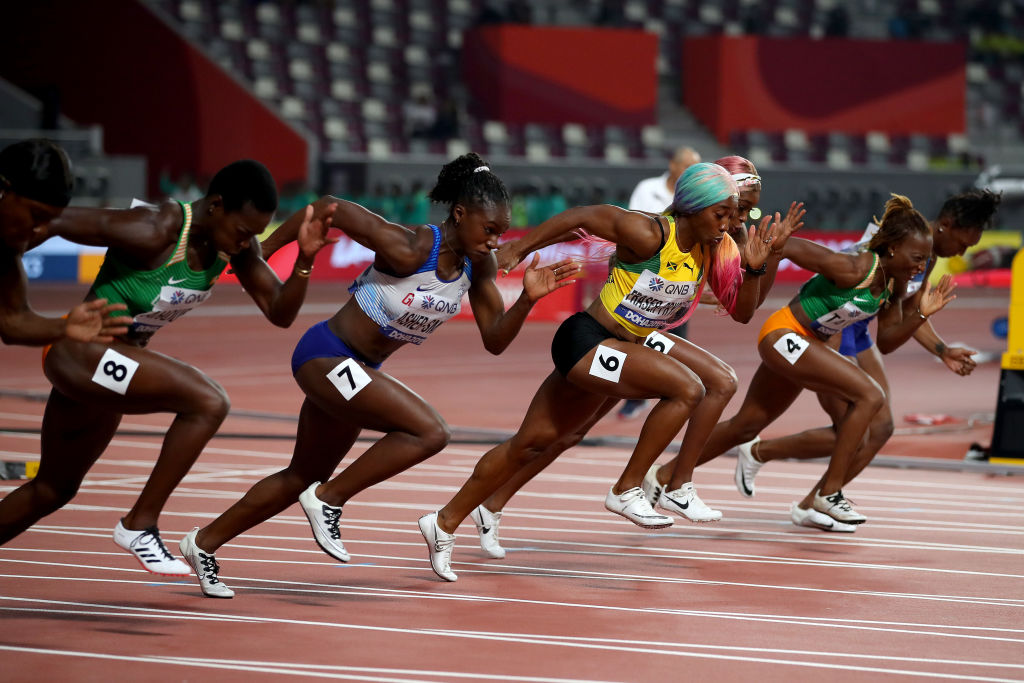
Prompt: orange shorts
<box><xmin>757</xmin><ymin>306</ymin><xmax>814</xmax><ymax>345</ymax></box>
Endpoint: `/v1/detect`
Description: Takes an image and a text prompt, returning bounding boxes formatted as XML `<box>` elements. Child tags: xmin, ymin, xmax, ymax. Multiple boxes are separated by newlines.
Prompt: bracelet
<box><xmin>915</xmin><ymin>309</ymin><xmax>928</xmax><ymax>321</ymax></box>
<box><xmin>744</xmin><ymin>262</ymin><xmax>768</xmax><ymax>277</ymax></box>
<box><xmin>294</xmin><ymin>265</ymin><xmax>313</xmax><ymax>278</ymax></box>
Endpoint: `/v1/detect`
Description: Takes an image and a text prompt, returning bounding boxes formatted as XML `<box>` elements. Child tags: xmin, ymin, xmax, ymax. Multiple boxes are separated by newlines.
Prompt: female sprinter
<box><xmin>683</xmin><ymin>194</ymin><xmax>957</xmax><ymax>527</ymax></box>
<box><xmin>461</xmin><ymin>156</ymin><xmax>804</xmax><ymax>561</ymax></box>
<box><xmin>178</xmin><ymin>152</ymin><xmax>578</xmax><ymax>598</ymax></box>
<box><xmin>0</xmin><ymin>160</ymin><xmax>335</xmax><ymax>575</ymax></box>
<box><xmin>418</xmin><ymin>161</ymin><xmax>801</xmax><ymax>582</ymax></box>
<box><xmin>0</xmin><ymin>139</ymin><xmax>130</xmax><ymax>345</ymax></box>
<box><xmin>720</xmin><ymin>189</ymin><xmax>1000</xmax><ymax>531</ymax></box>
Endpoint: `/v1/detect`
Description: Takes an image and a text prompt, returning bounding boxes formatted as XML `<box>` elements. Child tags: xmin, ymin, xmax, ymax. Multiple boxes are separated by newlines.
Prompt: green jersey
<box><xmin>797</xmin><ymin>252</ymin><xmax>889</xmax><ymax>338</ymax></box>
<box><xmin>89</xmin><ymin>201</ymin><xmax>228</xmax><ymax>341</ymax></box>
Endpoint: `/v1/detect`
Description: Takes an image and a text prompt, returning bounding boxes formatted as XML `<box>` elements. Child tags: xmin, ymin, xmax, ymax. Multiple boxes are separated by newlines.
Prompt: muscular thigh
<box><xmin>759</xmin><ymin>329</ymin><xmax>878</xmax><ymax>402</ymax></box>
<box><xmin>296</xmin><ymin>356</ymin><xmax>444</xmax><ymax>435</ymax></box>
<box><xmin>566</xmin><ymin>337</ymin><xmax>702</xmax><ymax>401</ymax></box>
<box><xmin>44</xmin><ymin>339</ymin><xmax>223</xmax><ymax>415</ymax></box>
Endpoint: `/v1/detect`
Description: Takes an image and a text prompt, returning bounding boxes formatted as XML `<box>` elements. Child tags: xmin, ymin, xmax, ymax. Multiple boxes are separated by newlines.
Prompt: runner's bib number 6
<box><xmin>589</xmin><ymin>345</ymin><xmax>626</xmax><ymax>383</ymax></box>
<box><xmin>91</xmin><ymin>348</ymin><xmax>140</xmax><ymax>395</ymax></box>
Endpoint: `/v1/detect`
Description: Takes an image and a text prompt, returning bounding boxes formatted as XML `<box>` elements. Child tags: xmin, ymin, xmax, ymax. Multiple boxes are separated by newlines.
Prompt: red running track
<box><xmin>0</xmin><ymin>283</ymin><xmax>1021</xmax><ymax>681</ymax></box>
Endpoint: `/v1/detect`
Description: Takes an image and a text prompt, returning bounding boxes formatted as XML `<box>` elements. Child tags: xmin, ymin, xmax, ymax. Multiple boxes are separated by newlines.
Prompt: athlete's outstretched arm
<box><xmin>467</xmin><ymin>252</ymin><xmax>579</xmax><ymax>354</ymax></box>
<box><xmin>0</xmin><ymin>246</ymin><xmax>131</xmax><ymax>346</ymax></box>
<box><xmin>34</xmin><ymin>205</ymin><xmax>171</xmax><ymax>257</ymax></box>
<box><xmin>261</xmin><ymin>196</ymin><xmax>431</xmax><ymax>276</ymax></box>
<box><xmin>780</xmin><ymin>237</ymin><xmax>867</xmax><ymax>288</ymax></box>
<box><xmin>497</xmin><ymin>205</ymin><xmax>662</xmax><ymax>274</ymax></box>
<box><xmin>232</xmin><ymin>205</ymin><xmax>336</xmax><ymax>327</ymax></box>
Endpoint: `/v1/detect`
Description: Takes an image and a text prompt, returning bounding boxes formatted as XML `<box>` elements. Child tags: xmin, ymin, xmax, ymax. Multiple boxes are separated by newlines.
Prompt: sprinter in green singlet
<box><xmin>0</xmin><ymin>160</ymin><xmax>336</xmax><ymax>576</ymax></box>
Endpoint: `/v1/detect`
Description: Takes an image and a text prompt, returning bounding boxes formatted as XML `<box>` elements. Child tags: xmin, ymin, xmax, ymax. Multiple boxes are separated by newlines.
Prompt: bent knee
<box><xmin>705</xmin><ymin>365</ymin><xmax>738</xmax><ymax>400</ymax></box>
<box><xmin>192</xmin><ymin>380</ymin><xmax>231</xmax><ymax>422</ymax></box>
<box><xmin>31</xmin><ymin>478</ymin><xmax>79</xmax><ymax>511</ymax></box>
<box><xmin>417</xmin><ymin>419</ymin><xmax>451</xmax><ymax>454</ymax></box>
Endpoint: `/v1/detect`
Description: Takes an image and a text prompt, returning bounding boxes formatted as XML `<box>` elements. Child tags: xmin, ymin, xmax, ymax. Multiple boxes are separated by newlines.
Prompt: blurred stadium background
<box><xmin>2</xmin><ymin>0</ymin><xmax>1022</xmax><ymax>282</ymax></box>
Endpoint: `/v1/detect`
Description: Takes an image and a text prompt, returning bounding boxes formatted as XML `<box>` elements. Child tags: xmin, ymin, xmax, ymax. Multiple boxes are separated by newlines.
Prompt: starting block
<box><xmin>991</xmin><ymin>247</ymin><xmax>1024</xmax><ymax>464</ymax></box>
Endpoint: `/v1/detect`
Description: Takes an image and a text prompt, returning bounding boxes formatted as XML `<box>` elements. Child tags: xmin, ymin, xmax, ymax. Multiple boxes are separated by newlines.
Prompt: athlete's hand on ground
<box><xmin>522</xmin><ymin>255</ymin><xmax>580</xmax><ymax>302</ymax></box>
<box><xmin>919</xmin><ymin>275</ymin><xmax>956</xmax><ymax>318</ymax></box>
<box><xmin>64</xmin><ymin>299</ymin><xmax>132</xmax><ymax>343</ymax></box>
<box><xmin>941</xmin><ymin>345</ymin><xmax>977</xmax><ymax>376</ymax></box>
<box><xmin>297</xmin><ymin>202</ymin><xmax>339</xmax><ymax>261</ymax></box>
<box><xmin>494</xmin><ymin>240</ymin><xmax>525</xmax><ymax>276</ymax></box>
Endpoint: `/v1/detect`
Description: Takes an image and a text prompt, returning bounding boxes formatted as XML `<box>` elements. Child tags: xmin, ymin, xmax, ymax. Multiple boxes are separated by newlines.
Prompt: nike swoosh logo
<box><xmin>740</xmin><ymin>475</ymin><xmax>753</xmax><ymax>497</ymax></box>
<box><xmin>168</xmin><ymin>277</ymin><xmax>187</xmax><ymax>284</ymax></box>
<box><xmin>663</xmin><ymin>497</ymin><xmax>688</xmax><ymax>511</ymax></box>
<box><xmin>480</xmin><ymin>527</ymin><xmax>490</xmax><ymax>535</ymax></box>
<box><xmin>816</xmin><ymin>519</ymin><xmax>834</xmax><ymax>529</ymax></box>
<box><xmin>434</xmin><ymin>543</ymin><xmax>446</xmax><ymax>552</ymax></box>
<box><xmin>416</xmin><ymin>282</ymin><xmax>444</xmax><ymax>292</ymax></box>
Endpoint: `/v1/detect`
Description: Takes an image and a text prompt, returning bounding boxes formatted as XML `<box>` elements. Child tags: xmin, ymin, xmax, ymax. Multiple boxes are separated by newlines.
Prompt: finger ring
<box><xmin>762</xmin><ymin>238</ymin><xmax>771</xmax><ymax>244</ymax></box>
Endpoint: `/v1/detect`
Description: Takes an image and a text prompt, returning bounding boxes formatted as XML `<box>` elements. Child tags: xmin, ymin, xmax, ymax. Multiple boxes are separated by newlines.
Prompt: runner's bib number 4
<box><xmin>773</xmin><ymin>332</ymin><xmax>809</xmax><ymax>365</ymax></box>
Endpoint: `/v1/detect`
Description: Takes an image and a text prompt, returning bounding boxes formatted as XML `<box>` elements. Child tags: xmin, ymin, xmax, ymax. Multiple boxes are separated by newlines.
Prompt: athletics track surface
<box><xmin>0</xmin><ymin>283</ymin><xmax>1021</xmax><ymax>681</ymax></box>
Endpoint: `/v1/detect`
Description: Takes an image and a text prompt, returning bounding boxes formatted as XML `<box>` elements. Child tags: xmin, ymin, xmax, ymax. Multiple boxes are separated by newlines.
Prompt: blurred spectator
<box><xmin>427</xmin><ymin>97</ymin><xmax>459</xmax><ymax>140</ymax></box>
<box><xmin>404</xmin><ymin>94</ymin><xmax>438</xmax><ymax>139</ymax></box>
<box><xmin>403</xmin><ymin>181</ymin><xmax>430</xmax><ymax>225</ymax></box>
<box><xmin>824</xmin><ymin>6</ymin><xmax>850</xmax><ymax>37</ymax></box>
<box><xmin>626</xmin><ymin>146</ymin><xmax>701</xmax><ymax>214</ymax></box>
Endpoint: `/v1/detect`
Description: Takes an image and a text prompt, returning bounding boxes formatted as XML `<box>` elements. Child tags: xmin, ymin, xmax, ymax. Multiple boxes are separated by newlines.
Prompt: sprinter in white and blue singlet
<box><xmin>179</xmin><ymin>153</ymin><xmax>578</xmax><ymax>598</ymax></box>
<box><xmin>714</xmin><ymin>189</ymin><xmax>1000</xmax><ymax>531</ymax></box>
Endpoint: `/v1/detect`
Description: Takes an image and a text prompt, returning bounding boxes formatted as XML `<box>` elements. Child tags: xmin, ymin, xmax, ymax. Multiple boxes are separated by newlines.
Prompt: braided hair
<box><xmin>428</xmin><ymin>152</ymin><xmax>509</xmax><ymax>214</ymax></box>
<box><xmin>938</xmin><ymin>189</ymin><xmax>1001</xmax><ymax>231</ymax></box>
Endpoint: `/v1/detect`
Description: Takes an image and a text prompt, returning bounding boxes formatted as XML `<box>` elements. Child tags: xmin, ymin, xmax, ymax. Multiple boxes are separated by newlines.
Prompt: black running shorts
<box><xmin>551</xmin><ymin>311</ymin><xmax>616</xmax><ymax>377</ymax></box>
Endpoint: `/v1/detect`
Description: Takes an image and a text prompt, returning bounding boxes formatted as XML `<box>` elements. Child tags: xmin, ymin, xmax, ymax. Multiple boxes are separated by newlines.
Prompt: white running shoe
<box><xmin>641</xmin><ymin>464</ymin><xmax>665</xmax><ymax>506</ymax></box>
<box><xmin>658</xmin><ymin>482</ymin><xmax>723</xmax><ymax>522</ymax></box>
<box><xmin>418</xmin><ymin>512</ymin><xmax>457</xmax><ymax>581</ymax></box>
<box><xmin>179</xmin><ymin>528</ymin><xmax>235</xmax><ymax>598</ymax></box>
<box><xmin>469</xmin><ymin>505</ymin><xmax>505</xmax><ymax>559</ymax></box>
<box><xmin>790</xmin><ymin>503</ymin><xmax>856</xmax><ymax>533</ymax></box>
<box><xmin>812</xmin><ymin>489</ymin><xmax>867</xmax><ymax>524</ymax></box>
<box><xmin>733</xmin><ymin>436</ymin><xmax>763</xmax><ymax>498</ymax></box>
<box><xmin>604</xmin><ymin>486</ymin><xmax>674</xmax><ymax>529</ymax></box>
<box><xmin>113</xmin><ymin>520</ymin><xmax>191</xmax><ymax>576</ymax></box>
<box><xmin>298</xmin><ymin>482</ymin><xmax>351</xmax><ymax>562</ymax></box>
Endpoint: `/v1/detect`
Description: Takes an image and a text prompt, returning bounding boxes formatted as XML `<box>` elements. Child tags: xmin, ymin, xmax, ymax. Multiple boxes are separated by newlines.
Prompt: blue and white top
<box><xmin>349</xmin><ymin>224</ymin><xmax>473</xmax><ymax>345</ymax></box>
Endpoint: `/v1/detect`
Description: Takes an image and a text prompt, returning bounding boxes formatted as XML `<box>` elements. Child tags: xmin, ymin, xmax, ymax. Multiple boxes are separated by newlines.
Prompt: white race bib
<box><xmin>772</xmin><ymin>333</ymin><xmax>810</xmax><ymax>365</ymax></box>
<box><xmin>132</xmin><ymin>285</ymin><xmax>212</xmax><ymax>333</ymax></box>
<box><xmin>326</xmin><ymin>358</ymin><xmax>372</xmax><ymax>400</ymax></box>
<box><xmin>91</xmin><ymin>348</ymin><xmax>140</xmax><ymax>395</ymax></box>
<box><xmin>589</xmin><ymin>345</ymin><xmax>626</xmax><ymax>383</ymax></box>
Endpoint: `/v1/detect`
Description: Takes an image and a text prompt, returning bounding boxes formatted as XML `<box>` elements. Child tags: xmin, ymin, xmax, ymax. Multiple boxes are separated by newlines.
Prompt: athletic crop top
<box><xmin>598</xmin><ymin>216</ymin><xmax>705</xmax><ymax>336</ymax></box>
<box><xmin>348</xmin><ymin>224</ymin><xmax>472</xmax><ymax>345</ymax></box>
<box><xmin>89</xmin><ymin>201</ymin><xmax>228</xmax><ymax>339</ymax></box>
<box><xmin>797</xmin><ymin>252</ymin><xmax>890</xmax><ymax>337</ymax></box>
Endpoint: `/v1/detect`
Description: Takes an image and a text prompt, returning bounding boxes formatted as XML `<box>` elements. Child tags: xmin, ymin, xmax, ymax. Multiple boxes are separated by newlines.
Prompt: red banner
<box><xmin>683</xmin><ymin>35</ymin><xmax>965</xmax><ymax>142</ymax></box>
<box><xmin>462</xmin><ymin>25</ymin><xmax>658</xmax><ymax>126</ymax></box>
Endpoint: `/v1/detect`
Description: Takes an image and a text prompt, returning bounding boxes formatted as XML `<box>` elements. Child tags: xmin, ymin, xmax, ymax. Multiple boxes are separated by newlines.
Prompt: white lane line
<box><xmin>0</xmin><ymin>644</ymin><xmax>615</xmax><ymax>683</ymax></box>
<box><xmin>4</xmin><ymin>546</ymin><xmax>1023</xmax><ymax>613</ymax></box>
<box><xmin>0</xmin><ymin>601</ymin><xmax>1019</xmax><ymax>682</ymax></box>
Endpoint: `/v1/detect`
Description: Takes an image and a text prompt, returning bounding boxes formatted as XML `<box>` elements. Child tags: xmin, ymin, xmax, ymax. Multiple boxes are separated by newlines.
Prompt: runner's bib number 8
<box><xmin>91</xmin><ymin>348</ymin><xmax>140</xmax><ymax>395</ymax></box>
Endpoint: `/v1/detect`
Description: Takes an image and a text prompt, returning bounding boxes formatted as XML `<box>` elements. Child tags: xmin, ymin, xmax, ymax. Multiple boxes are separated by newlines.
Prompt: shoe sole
<box><xmin>114</xmin><ymin>539</ymin><xmax>192</xmax><ymax>577</ymax></box>
<box><xmin>605</xmin><ymin>507</ymin><xmax>673</xmax><ymax>529</ymax></box>
<box><xmin>792</xmin><ymin>508</ymin><xmax>857</xmax><ymax>533</ymax></box>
